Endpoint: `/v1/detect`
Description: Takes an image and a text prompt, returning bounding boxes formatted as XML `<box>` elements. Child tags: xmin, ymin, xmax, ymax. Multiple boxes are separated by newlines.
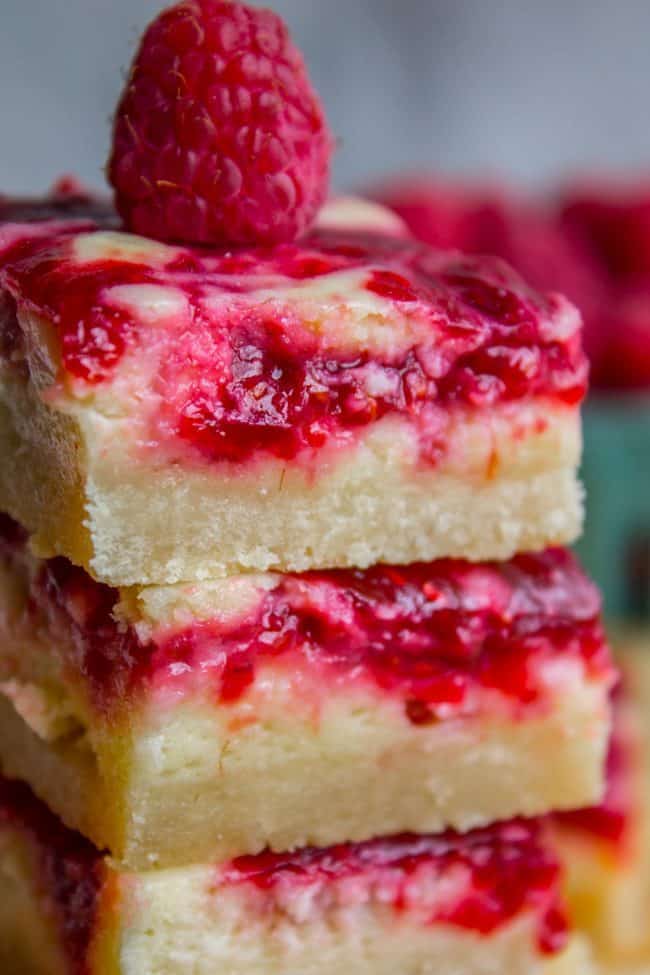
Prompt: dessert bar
<box><xmin>0</xmin><ymin>195</ymin><xmax>586</xmax><ymax>584</ymax></box>
<box><xmin>0</xmin><ymin>522</ymin><xmax>613</xmax><ymax>868</ymax></box>
<box><xmin>0</xmin><ymin>777</ymin><xmax>591</xmax><ymax>975</ymax></box>
<box><xmin>553</xmin><ymin>634</ymin><xmax>650</xmax><ymax>967</ymax></box>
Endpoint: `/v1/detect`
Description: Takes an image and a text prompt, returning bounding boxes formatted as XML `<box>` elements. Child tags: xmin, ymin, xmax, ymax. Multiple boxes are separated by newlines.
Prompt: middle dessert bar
<box><xmin>0</xmin><ymin>520</ymin><xmax>614</xmax><ymax>869</ymax></box>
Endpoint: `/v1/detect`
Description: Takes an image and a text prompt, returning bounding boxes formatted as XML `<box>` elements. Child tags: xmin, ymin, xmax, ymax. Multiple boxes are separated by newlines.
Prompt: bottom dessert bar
<box><xmin>0</xmin><ymin>778</ymin><xmax>591</xmax><ymax>975</ymax></box>
<box><xmin>552</xmin><ymin>632</ymin><xmax>650</xmax><ymax>971</ymax></box>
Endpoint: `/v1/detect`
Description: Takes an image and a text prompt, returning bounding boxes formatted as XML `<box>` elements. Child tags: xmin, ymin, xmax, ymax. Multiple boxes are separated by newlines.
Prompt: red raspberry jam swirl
<box><xmin>0</xmin><ymin>776</ymin><xmax>102</xmax><ymax>975</ymax></box>
<box><xmin>0</xmin><ymin>519</ymin><xmax>613</xmax><ymax>721</ymax></box>
<box><xmin>223</xmin><ymin>819</ymin><xmax>568</xmax><ymax>954</ymax></box>
<box><xmin>0</xmin><ymin>200</ymin><xmax>587</xmax><ymax>465</ymax></box>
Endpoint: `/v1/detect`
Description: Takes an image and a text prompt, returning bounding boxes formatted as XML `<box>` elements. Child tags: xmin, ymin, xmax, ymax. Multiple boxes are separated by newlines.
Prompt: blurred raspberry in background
<box><xmin>372</xmin><ymin>175</ymin><xmax>650</xmax><ymax>392</ymax></box>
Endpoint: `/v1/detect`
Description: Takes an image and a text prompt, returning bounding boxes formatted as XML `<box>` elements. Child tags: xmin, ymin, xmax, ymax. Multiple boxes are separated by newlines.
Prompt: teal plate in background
<box><xmin>577</xmin><ymin>396</ymin><xmax>650</xmax><ymax>619</ymax></box>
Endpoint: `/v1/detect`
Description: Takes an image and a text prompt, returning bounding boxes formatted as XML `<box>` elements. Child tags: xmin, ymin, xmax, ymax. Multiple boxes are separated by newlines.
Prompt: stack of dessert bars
<box><xmin>0</xmin><ymin>189</ymin><xmax>614</xmax><ymax>973</ymax></box>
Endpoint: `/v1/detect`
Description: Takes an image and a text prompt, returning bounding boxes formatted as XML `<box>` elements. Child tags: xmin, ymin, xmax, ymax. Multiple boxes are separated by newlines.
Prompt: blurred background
<box><xmin>3</xmin><ymin>0</ymin><xmax>650</xmax><ymax>194</ymax></box>
<box><xmin>2</xmin><ymin>0</ymin><xmax>650</xmax><ymax>618</ymax></box>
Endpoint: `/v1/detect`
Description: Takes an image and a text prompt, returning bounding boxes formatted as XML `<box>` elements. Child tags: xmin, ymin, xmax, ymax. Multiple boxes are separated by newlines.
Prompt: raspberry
<box><xmin>374</xmin><ymin>176</ymin><xmax>609</xmax><ymax>379</ymax></box>
<box><xmin>560</xmin><ymin>181</ymin><xmax>650</xmax><ymax>278</ymax></box>
<box><xmin>594</xmin><ymin>283</ymin><xmax>650</xmax><ymax>390</ymax></box>
<box><xmin>108</xmin><ymin>0</ymin><xmax>333</xmax><ymax>245</ymax></box>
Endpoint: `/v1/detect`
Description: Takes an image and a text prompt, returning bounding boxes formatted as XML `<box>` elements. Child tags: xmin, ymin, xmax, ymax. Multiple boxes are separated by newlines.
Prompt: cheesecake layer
<box><xmin>0</xmin><ymin>778</ymin><xmax>590</xmax><ymax>975</ymax></box>
<box><xmin>0</xmin><ymin>527</ymin><xmax>614</xmax><ymax>868</ymax></box>
<box><xmin>552</xmin><ymin>633</ymin><xmax>650</xmax><ymax>967</ymax></box>
<box><xmin>0</xmin><ymin>193</ymin><xmax>585</xmax><ymax>584</ymax></box>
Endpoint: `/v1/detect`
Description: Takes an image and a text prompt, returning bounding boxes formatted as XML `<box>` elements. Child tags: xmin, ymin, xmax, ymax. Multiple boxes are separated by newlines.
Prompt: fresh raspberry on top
<box><xmin>108</xmin><ymin>0</ymin><xmax>333</xmax><ymax>245</ymax></box>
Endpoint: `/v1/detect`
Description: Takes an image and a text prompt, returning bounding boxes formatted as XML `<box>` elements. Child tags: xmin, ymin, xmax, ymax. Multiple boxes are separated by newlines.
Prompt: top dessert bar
<box><xmin>0</xmin><ymin>192</ymin><xmax>586</xmax><ymax>584</ymax></box>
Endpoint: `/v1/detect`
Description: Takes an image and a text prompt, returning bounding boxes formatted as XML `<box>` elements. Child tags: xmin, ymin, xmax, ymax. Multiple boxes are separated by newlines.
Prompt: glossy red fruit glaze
<box><xmin>0</xmin><ymin>201</ymin><xmax>138</xmax><ymax>383</ymax></box>
<box><xmin>171</xmin><ymin>312</ymin><xmax>443</xmax><ymax>462</ymax></box>
<box><xmin>5</xmin><ymin>252</ymin><xmax>151</xmax><ymax>384</ymax></box>
<box><xmin>165</xmin><ymin>247</ymin><xmax>587</xmax><ymax>464</ymax></box>
<box><xmin>224</xmin><ymin>819</ymin><xmax>568</xmax><ymax>954</ymax></box>
<box><xmin>153</xmin><ymin>550</ymin><xmax>611</xmax><ymax>719</ymax></box>
<box><xmin>0</xmin><ymin>517</ymin><xmax>612</xmax><ymax>720</ymax></box>
<box><xmin>373</xmin><ymin>177</ymin><xmax>608</xmax><ymax>377</ymax></box>
<box><xmin>0</xmin><ymin>204</ymin><xmax>587</xmax><ymax>462</ymax></box>
<box><xmin>108</xmin><ymin>0</ymin><xmax>332</xmax><ymax>246</ymax></box>
<box><xmin>366</xmin><ymin>268</ymin><xmax>420</xmax><ymax>302</ymax></box>
<box><xmin>0</xmin><ymin>776</ymin><xmax>103</xmax><ymax>975</ymax></box>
